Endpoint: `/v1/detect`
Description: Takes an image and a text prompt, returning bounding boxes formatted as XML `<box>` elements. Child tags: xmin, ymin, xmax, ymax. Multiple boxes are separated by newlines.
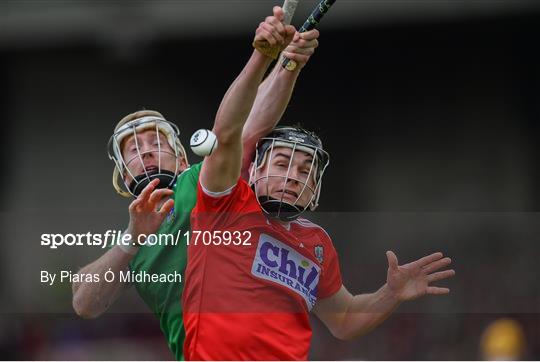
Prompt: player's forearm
<box><xmin>201</xmin><ymin>50</ymin><xmax>273</xmax><ymax>192</ymax></box>
<box><xmin>213</xmin><ymin>50</ymin><xmax>273</xmax><ymax>146</ymax></box>
<box><xmin>72</xmin><ymin>246</ymin><xmax>134</xmax><ymax>319</ymax></box>
<box><xmin>338</xmin><ymin>284</ymin><xmax>401</xmax><ymax>340</ymax></box>
<box><xmin>245</xmin><ymin>61</ymin><xmax>300</xmax><ymax>139</ymax></box>
<box><xmin>241</xmin><ymin>63</ymin><xmax>300</xmax><ymax>177</ymax></box>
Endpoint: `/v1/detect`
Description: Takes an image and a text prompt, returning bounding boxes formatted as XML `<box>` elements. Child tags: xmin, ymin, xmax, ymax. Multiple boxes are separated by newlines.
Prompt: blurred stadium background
<box><xmin>0</xmin><ymin>0</ymin><xmax>539</xmax><ymax>359</ymax></box>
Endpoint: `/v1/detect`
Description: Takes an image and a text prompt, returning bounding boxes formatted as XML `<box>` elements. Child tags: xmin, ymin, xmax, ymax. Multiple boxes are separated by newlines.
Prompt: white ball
<box><xmin>190</xmin><ymin>129</ymin><xmax>218</xmax><ymax>157</ymax></box>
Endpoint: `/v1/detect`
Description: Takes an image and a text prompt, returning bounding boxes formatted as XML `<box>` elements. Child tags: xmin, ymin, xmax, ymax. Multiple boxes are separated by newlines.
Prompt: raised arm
<box><xmin>201</xmin><ymin>6</ymin><xmax>295</xmax><ymax>192</ymax></box>
<box><xmin>314</xmin><ymin>251</ymin><xmax>455</xmax><ymax>340</ymax></box>
<box><xmin>72</xmin><ymin>179</ymin><xmax>173</xmax><ymax>318</ymax></box>
<box><xmin>241</xmin><ymin>29</ymin><xmax>320</xmax><ymax>179</ymax></box>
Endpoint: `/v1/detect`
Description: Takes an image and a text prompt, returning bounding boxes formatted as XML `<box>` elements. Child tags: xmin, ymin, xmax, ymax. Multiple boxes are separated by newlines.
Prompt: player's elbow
<box><xmin>72</xmin><ymin>289</ymin><xmax>102</xmax><ymax>319</ymax></box>
<box><xmin>330</xmin><ymin>327</ymin><xmax>353</xmax><ymax>341</ymax></box>
<box><xmin>336</xmin><ymin>330</ymin><xmax>358</xmax><ymax>341</ymax></box>
<box><xmin>213</xmin><ymin>124</ymin><xmax>242</xmax><ymax>146</ymax></box>
<box><xmin>329</xmin><ymin>324</ymin><xmax>364</xmax><ymax>341</ymax></box>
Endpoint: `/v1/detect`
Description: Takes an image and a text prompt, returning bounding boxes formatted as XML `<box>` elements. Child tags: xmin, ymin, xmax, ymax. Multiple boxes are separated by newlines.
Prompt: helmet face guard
<box><xmin>249</xmin><ymin>127</ymin><xmax>330</xmax><ymax>221</ymax></box>
<box><xmin>107</xmin><ymin>116</ymin><xmax>187</xmax><ymax>197</ymax></box>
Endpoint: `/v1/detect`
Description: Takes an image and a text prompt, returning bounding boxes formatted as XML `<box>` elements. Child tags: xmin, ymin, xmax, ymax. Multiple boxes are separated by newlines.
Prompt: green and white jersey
<box><xmin>129</xmin><ymin>162</ymin><xmax>201</xmax><ymax>361</ymax></box>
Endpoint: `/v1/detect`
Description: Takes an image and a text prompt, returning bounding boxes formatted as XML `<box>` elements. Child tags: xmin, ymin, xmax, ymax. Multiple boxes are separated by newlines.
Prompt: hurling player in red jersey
<box><xmin>182</xmin><ymin>6</ymin><xmax>456</xmax><ymax>361</ymax></box>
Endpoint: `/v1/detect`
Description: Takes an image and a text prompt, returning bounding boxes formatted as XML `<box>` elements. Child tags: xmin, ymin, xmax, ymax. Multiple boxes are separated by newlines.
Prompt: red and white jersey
<box><xmin>182</xmin><ymin>178</ymin><xmax>342</xmax><ymax>360</ymax></box>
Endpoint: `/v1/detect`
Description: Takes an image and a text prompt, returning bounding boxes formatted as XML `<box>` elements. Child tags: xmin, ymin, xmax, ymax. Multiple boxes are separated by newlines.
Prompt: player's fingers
<box><xmin>148</xmin><ymin>188</ymin><xmax>174</xmax><ymax>207</ymax></box>
<box><xmin>423</xmin><ymin>257</ymin><xmax>452</xmax><ymax>274</ymax></box>
<box><xmin>284</xmin><ymin>25</ymin><xmax>295</xmax><ymax>46</ymax></box>
<box><xmin>301</xmin><ymin>38</ymin><xmax>319</xmax><ymax>50</ymax></box>
<box><xmin>288</xmin><ymin>48</ymin><xmax>314</xmax><ymax>58</ymax></box>
<box><xmin>265</xmin><ymin>15</ymin><xmax>285</xmax><ymax>37</ymax></box>
<box><xmin>413</xmin><ymin>252</ymin><xmax>444</xmax><ymax>268</ymax></box>
<box><xmin>299</xmin><ymin>29</ymin><xmax>320</xmax><ymax>41</ymax></box>
<box><xmin>426</xmin><ymin>286</ymin><xmax>450</xmax><ymax>295</ymax></box>
<box><xmin>291</xmin><ymin>38</ymin><xmax>319</xmax><ymax>51</ymax></box>
<box><xmin>158</xmin><ymin>199</ymin><xmax>175</xmax><ymax>217</ymax></box>
<box><xmin>137</xmin><ymin>178</ymin><xmax>160</xmax><ymax>203</ymax></box>
<box><xmin>281</xmin><ymin>51</ymin><xmax>310</xmax><ymax>67</ymax></box>
<box><xmin>259</xmin><ymin>23</ymin><xmax>280</xmax><ymax>45</ymax></box>
<box><xmin>291</xmin><ymin>37</ymin><xmax>306</xmax><ymax>47</ymax></box>
<box><xmin>266</xmin><ymin>21</ymin><xmax>285</xmax><ymax>43</ymax></box>
<box><xmin>273</xmin><ymin>5</ymin><xmax>284</xmax><ymax>22</ymax></box>
<box><xmin>285</xmin><ymin>25</ymin><xmax>296</xmax><ymax>37</ymax></box>
<box><xmin>386</xmin><ymin>250</ymin><xmax>399</xmax><ymax>270</ymax></box>
<box><xmin>283</xmin><ymin>48</ymin><xmax>315</xmax><ymax>58</ymax></box>
<box><xmin>289</xmin><ymin>40</ymin><xmax>318</xmax><ymax>54</ymax></box>
<box><xmin>128</xmin><ymin>198</ymin><xmax>141</xmax><ymax>213</ymax></box>
<box><xmin>256</xmin><ymin>29</ymin><xmax>276</xmax><ymax>46</ymax></box>
<box><xmin>427</xmin><ymin>269</ymin><xmax>455</xmax><ymax>283</ymax></box>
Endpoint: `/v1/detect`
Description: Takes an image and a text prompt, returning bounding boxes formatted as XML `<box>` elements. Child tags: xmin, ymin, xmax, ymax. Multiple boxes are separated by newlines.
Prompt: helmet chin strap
<box><xmin>128</xmin><ymin>169</ymin><xmax>177</xmax><ymax>196</ymax></box>
<box><xmin>257</xmin><ymin>196</ymin><xmax>303</xmax><ymax>221</ymax></box>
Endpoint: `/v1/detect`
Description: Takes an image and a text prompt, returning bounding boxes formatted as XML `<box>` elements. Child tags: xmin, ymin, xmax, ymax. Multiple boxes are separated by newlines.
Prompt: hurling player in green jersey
<box><xmin>71</xmin><ymin>11</ymin><xmax>320</xmax><ymax>360</ymax></box>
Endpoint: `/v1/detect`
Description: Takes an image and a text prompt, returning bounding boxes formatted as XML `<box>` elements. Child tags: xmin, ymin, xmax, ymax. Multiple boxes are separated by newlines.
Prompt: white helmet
<box><xmin>107</xmin><ymin>110</ymin><xmax>189</xmax><ymax>197</ymax></box>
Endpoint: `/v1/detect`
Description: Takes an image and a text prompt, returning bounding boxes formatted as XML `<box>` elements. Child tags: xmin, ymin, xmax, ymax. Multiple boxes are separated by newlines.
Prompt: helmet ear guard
<box><xmin>108</xmin><ymin>112</ymin><xmax>189</xmax><ymax>197</ymax></box>
<box><xmin>250</xmin><ymin>126</ymin><xmax>330</xmax><ymax>221</ymax></box>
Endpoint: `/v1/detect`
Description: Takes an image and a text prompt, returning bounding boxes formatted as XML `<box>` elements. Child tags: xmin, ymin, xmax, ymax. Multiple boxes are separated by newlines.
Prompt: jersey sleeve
<box><xmin>317</xmin><ymin>235</ymin><xmax>343</xmax><ymax>299</ymax></box>
<box><xmin>172</xmin><ymin>162</ymin><xmax>202</xmax><ymax>206</ymax></box>
<box><xmin>185</xmin><ymin>162</ymin><xmax>202</xmax><ymax>184</ymax></box>
<box><xmin>192</xmin><ymin>178</ymin><xmax>259</xmax><ymax>231</ymax></box>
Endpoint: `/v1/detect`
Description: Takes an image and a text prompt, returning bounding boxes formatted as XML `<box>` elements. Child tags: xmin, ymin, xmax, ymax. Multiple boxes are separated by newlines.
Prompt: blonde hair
<box><xmin>111</xmin><ymin>110</ymin><xmax>189</xmax><ymax>197</ymax></box>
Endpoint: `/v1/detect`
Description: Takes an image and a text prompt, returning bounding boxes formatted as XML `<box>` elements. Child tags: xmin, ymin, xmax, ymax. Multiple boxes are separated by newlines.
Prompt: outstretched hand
<box><xmin>385</xmin><ymin>251</ymin><xmax>455</xmax><ymax>301</ymax></box>
<box><xmin>126</xmin><ymin>178</ymin><xmax>174</xmax><ymax>244</ymax></box>
<box><xmin>281</xmin><ymin>29</ymin><xmax>320</xmax><ymax>70</ymax></box>
<box><xmin>253</xmin><ymin>6</ymin><xmax>296</xmax><ymax>58</ymax></box>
